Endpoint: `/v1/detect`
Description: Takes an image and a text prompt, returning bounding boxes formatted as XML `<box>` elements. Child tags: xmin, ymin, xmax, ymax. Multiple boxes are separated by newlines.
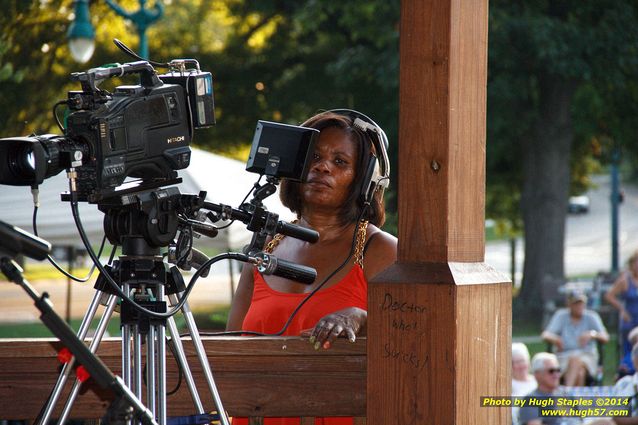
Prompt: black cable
<box><xmin>200</xmin><ymin>205</ymin><xmax>371</xmax><ymax>337</ymax></box>
<box><xmin>32</xmin><ymin>204</ymin><xmax>113</xmax><ymax>282</ymax></box>
<box><xmin>142</xmin><ymin>335</ymin><xmax>182</xmax><ymax>396</ymax></box>
<box><xmin>113</xmin><ymin>38</ymin><xmax>168</xmax><ymax>68</ymax></box>
<box><xmin>52</xmin><ymin>100</ymin><xmax>67</xmax><ymax>132</ymax></box>
<box><xmin>165</xmin><ymin>336</ymin><xmax>183</xmax><ymax>396</ymax></box>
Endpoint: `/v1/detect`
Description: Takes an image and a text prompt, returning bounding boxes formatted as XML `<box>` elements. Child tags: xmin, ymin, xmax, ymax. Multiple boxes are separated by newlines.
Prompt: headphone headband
<box><xmin>327</xmin><ymin>108</ymin><xmax>390</xmax><ymax>188</ymax></box>
<box><xmin>325</xmin><ymin>109</ymin><xmax>390</xmax><ymax>207</ymax></box>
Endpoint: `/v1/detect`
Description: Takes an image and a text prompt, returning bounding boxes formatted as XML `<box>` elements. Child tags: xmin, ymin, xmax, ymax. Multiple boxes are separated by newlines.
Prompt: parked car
<box><xmin>568</xmin><ymin>195</ymin><xmax>590</xmax><ymax>214</ymax></box>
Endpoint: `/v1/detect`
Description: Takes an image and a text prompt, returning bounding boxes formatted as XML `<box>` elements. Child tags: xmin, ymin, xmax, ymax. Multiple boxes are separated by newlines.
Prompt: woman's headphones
<box><xmin>328</xmin><ymin>109</ymin><xmax>391</xmax><ymax>205</ymax></box>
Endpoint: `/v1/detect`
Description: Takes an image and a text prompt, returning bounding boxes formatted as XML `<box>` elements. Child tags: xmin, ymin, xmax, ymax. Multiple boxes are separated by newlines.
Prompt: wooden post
<box><xmin>367</xmin><ymin>1</ymin><xmax>511</xmax><ymax>424</ymax></box>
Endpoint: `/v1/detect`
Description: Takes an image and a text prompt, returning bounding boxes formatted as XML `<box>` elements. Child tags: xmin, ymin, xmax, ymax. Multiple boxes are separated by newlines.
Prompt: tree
<box><xmin>193</xmin><ymin>0</ymin><xmax>401</xmax><ymax>230</ymax></box>
<box><xmin>488</xmin><ymin>0</ymin><xmax>638</xmax><ymax>315</ymax></box>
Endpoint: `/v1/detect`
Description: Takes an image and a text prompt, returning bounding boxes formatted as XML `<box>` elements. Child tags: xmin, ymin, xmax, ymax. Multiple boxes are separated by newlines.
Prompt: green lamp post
<box><xmin>67</xmin><ymin>0</ymin><xmax>95</xmax><ymax>63</ymax></box>
<box><xmin>67</xmin><ymin>0</ymin><xmax>164</xmax><ymax>63</ymax></box>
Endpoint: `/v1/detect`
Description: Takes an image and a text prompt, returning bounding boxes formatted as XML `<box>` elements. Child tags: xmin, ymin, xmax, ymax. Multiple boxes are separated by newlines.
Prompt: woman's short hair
<box><xmin>279</xmin><ymin>111</ymin><xmax>386</xmax><ymax>226</ymax></box>
<box><xmin>512</xmin><ymin>342</ymin><xmax>531</xmax><ymax>364</ymax></box>
<box><xmin>530</xmin><ymin>352</ymin><xmax>558</xmax><ymax>374</ymax></box>
<box><xmin>628</xmin><ymin>250</ymin><xmax>638</xmax><ymax>267</ymax></box>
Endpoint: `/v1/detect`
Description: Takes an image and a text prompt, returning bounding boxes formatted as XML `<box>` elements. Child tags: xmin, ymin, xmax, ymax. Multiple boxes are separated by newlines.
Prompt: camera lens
<box><xmin>8</xmin><ymin>144</ymin><xmax>36</xmax><ymax>180</ymax></box>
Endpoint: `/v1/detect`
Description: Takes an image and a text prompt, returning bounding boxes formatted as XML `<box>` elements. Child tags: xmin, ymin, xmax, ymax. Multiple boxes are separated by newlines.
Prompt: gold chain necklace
<box><xmin>264</xmin><ymin>220</ymin><xmax>369</xmax><ymax>268</ymax></box>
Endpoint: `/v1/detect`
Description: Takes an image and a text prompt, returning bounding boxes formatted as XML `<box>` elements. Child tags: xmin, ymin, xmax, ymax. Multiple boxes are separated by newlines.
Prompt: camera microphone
<box><xmin>254</xmin><ymin>252</ymin><xmax>316</xmax><ymax>285</ymax></box>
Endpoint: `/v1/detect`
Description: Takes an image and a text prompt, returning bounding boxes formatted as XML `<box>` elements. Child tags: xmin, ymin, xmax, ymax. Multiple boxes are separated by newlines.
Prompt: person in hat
<box><xmin>541</xmin><ymin>290</ymin><xmax>609</xmax><ymax>386</ymax></box>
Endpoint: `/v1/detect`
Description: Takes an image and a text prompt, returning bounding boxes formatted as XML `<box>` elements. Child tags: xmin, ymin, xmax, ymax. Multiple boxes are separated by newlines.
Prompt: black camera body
<box><xmin>0</xmin><ymin>60</ymin><xmax>214</xmax><ymax>202</ymax></box>
<box><xmin>65</xmin><ymin>78</ymin><xmax>192</xmax><ymax>201</ymax></box>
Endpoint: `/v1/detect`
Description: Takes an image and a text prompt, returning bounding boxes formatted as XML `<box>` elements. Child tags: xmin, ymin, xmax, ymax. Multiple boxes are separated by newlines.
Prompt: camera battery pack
<box><xmin>160</xmin><ymin>71</ymin><xmax>215</xmax><ymax>129</ymax></box>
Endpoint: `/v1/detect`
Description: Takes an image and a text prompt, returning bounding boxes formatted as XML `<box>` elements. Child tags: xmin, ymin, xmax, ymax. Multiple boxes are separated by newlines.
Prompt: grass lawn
<box><xmin>0</xmin><ymin>307</ymin><xmax>229</xmax><ymax>339</ymax></box>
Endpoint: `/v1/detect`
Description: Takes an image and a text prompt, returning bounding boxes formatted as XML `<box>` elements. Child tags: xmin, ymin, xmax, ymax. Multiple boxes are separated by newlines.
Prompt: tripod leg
<box><xmin>38</xmin><ymin>289</ymin><xmax>108</xmax><ymax>425</ymax></box>
<box><xmin>157</xmin><ymin>285</ymin><xmax>167</xmax><ymax>425</ymax></box>
<box><xmin>55</xmin><ymin>293</ymin><xmax>118</xmax><ymax>425</ymax></box>
<box><xmin>134</xmin><ymin>324</ymin><xmax>144</xmax><ymax>401</ymax></box>
<box><xmin>166</xmin><ymin>316</ymin><xmax>205</xmax><ymax>413</ymax></box>
<box><xmin>147</xmin><ymin>324</ymin><xmax>157</xmax><ymax>418</ymax></box>
<box><xmin>122</xmin><ymin>283</ymin><xmax>132</xmax><ymax>391</ymax></box>
<box><xmin>169</xmin><ymin>293</ymin><xmax>231</xmax><ymax>425</ymax></box>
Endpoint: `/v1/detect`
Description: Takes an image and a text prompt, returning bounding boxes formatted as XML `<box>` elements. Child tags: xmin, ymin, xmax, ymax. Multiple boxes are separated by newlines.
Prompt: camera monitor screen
<box><xmin>246</xmin><ymin>120</ymin><xmax>319</xmax><ymax>182</ymax></box>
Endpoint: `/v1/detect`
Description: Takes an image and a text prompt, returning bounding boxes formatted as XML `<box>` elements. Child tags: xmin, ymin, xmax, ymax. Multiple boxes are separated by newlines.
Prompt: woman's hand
<box><xmin>302</xmin><ymin>307</ymin><xmax>367</xmax><ymax>350</ymax></box>
<box><xmin>621</xmin><ymin>309</ymin><xmax>632</xmax><ymax>324</ymax></box>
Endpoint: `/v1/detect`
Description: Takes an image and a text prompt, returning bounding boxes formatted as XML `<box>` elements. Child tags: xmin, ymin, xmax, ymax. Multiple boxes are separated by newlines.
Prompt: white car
<box><xmin>568</xmin><ymin>195</ymin><xmax>590</xmax><ymax>214</ymax></box>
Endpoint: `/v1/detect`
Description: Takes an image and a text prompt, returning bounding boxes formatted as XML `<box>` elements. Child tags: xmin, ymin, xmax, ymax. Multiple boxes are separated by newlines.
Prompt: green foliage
<box><xmin>487</xmin><ymin>0</ymin><xmax>638</xmax><ymax>224</ymax></box>
<box><xmin>200</xmin><ymin>1</ymin><xmax>400</xmax><ymax>148</ymax></box>
<box><xmin>2</xmin><ymin>0</ymin><xmax>638</xmax><ymax>242</ymax></box>
<box><xmin>197</xmin><ymin>0</ymin><xmax>401</xmax><ymax>226</ymax></box>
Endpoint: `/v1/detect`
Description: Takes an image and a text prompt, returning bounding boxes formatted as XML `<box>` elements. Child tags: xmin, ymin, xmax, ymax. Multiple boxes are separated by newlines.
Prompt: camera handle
<box><xmin>71</xmin><ymin>60</ymin><xmax>162</xmax><ymax>94</ymax></box>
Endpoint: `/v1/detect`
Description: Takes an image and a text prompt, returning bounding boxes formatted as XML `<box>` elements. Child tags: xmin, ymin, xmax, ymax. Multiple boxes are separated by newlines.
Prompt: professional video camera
<box><xmin>0</xmin><ymin>59</ymin><xmax>214</xmax><ymax>202</ymax></box>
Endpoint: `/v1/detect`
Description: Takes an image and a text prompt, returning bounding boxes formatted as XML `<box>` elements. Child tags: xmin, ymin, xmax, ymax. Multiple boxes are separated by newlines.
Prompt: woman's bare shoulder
<box><xmin>363</xmin><ymin>226</ymin><xmax>397</xmax><ymax>279</ymax></box>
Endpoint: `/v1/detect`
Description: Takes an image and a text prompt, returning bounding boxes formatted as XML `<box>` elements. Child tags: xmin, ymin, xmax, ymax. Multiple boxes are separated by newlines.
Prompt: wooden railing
<box><xmin>0</xmin><ymin>336</ymin><xmax>366</xmax><ymax>423</ymax></box>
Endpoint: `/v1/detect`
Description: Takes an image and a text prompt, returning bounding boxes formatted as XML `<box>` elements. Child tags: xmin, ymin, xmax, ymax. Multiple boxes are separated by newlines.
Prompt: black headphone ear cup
<box><xmin>360</xmin><ymin>155</ymin><xmax>380</xmax><ymax>204</ymax></box>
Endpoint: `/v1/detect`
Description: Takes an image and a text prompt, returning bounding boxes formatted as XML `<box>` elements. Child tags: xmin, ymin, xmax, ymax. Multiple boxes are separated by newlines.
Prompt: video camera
<box><xmin>0</xmin><ymin>54</ymin><xmax>320</xmax><ymax>275</ymax></box>
<box><xmin>0</xmin><ymin>59</ymin><xmax>214</xmax><ymax>202</ymax></box>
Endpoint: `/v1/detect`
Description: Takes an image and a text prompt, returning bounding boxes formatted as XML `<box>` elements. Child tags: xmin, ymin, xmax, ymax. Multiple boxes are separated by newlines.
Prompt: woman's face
<box><xmin>512</xmin><ymin>354</ymin><xmax>529</xmax><ymax>377</ymax></box>
<box><xmin>301</xmin><ymin>126</ymin><xmax>357</xmax><ymax>212</ymax></box>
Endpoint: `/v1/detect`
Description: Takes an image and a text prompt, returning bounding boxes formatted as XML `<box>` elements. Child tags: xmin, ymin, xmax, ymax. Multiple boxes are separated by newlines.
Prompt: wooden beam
<box><xmin>0</xmin><ymin>337</ymin><xmax>365</xmax><ymax>420</ymax></box>
<box><xmin>367</xmin><ymin>0</ymin><xmax>511</xmax><ymax>424</ymax></box>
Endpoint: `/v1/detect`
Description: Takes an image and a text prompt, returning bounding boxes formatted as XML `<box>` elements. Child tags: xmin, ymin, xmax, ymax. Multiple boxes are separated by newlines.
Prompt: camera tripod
<box><xmin>39</xmin><ymin>187</ymin><xmax>230</xmax><ymax>425</ymax></box>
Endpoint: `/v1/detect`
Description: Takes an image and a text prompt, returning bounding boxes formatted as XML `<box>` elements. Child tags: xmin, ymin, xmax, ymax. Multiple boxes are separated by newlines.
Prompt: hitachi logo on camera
<box><xmin>167</xmin><ymin>135</ymin><xmax>186</xmax><ymax>144</ymax></box>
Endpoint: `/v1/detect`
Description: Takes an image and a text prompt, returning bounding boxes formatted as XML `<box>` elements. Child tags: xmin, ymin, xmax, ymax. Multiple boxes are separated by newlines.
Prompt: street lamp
<box><xmin>67</xmin><ymin>0</ymin><xmax>95</xmax><ymax>63</ymax></box>
<box><xmin>610</xmin><ymin>146</ymin><xmax>621</xmax><ymax>273</ymax></box>
<box><xmin>67</xmin><ymin>0</ymin><xmax>164</xmax><ymax>63</ymax></box>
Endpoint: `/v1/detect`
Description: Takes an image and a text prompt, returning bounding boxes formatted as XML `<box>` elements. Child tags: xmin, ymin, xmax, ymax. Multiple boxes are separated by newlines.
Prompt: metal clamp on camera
<box><xmin>0</xmin><ymin>46</ymin><xmax>322</xmax><ymax>425</ymax></box>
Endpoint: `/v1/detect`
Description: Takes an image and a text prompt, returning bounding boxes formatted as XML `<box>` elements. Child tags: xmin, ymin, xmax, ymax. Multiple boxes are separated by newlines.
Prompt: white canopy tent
<box><xmin>0</xmin><ymin>148</ymin><xmax>294</xmax><ymax>252</ymax></box>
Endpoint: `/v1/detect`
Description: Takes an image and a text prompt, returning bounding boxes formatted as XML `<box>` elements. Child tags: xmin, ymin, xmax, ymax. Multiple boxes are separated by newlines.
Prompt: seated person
<box><xmin>512</xmin><ymin>343</ymin><xmax>538</xmax><ymax>425</ymax></box>
<box><xmin>519</xmin><ymin>353</ymin><xmax>614</xmax><ymax>425</ymax></box>
<box><xmin>519</xmin><ymin>352</ymin><xmax>579</xmax><ymax>425</ymax></box>
<box><xmin>617</xmin><ymin>327</ymin><xmax>638</xmax><ymax>379</ymax></box>
<box><xmin>541</xmin><ymin>290</ymin><xmax>609</xmax><ymax>386</ymax></box>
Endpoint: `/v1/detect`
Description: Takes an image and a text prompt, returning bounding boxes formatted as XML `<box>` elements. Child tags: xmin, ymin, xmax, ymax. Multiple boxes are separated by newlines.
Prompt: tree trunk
<box><xmin>517</xmin><ymin>74</ymin><xmax>578</xmax><ymax>317</ymax></box>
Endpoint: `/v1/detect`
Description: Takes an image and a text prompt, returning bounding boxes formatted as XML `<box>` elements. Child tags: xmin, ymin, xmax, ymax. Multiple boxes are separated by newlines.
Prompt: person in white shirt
<box><xmin>513</xmin><ymin>343</ymin><xmax>538</xmax><ymax>424</ymax></box>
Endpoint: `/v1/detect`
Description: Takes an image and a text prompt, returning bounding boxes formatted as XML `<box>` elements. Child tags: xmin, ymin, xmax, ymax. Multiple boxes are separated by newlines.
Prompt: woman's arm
<box><xmin>306</xmin><ymin>229</ymin><xmax>398</xmax><ymax>349</ymax></box>
<box><xmin>605</xmin><ymin>273</ymin><xmax>630</xmax><ymax>322</ymax></box>
<box><xmin>225</xmin><ymin>263</ymin><xmax>255</xmax><ymax>331</ymax></box>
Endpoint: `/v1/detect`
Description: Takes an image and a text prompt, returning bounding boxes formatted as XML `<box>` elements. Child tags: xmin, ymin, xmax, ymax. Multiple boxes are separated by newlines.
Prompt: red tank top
<box><xmin>232</xmin><ymin>266</ymin><xmax>367</xmax><ymax>425</ymax></box>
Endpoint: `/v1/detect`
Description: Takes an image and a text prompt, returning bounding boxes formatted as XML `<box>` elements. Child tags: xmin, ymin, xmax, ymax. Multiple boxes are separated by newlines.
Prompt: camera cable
<box><xmin>32</xmin><ymin>199</ymin><xmax>115</xmax><ymax>283</ymax></box>
<box><xmin>52</xmin><ymin>100</ymin><xmax>67</xmax><ymax>132</ymax></box>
